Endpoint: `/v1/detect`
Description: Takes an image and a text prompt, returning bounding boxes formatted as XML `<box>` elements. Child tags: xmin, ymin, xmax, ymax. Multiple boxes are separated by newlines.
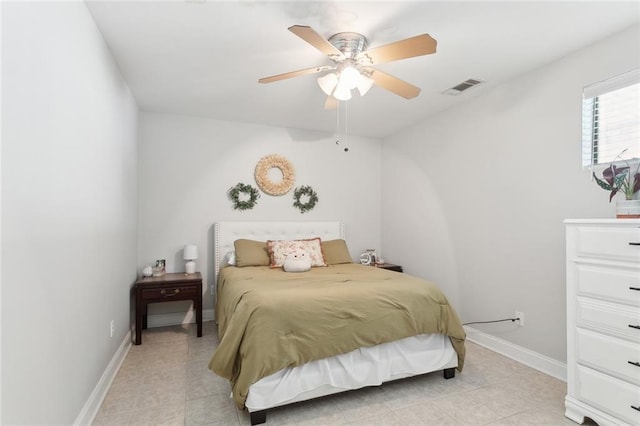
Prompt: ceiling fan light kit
<box><xmin>317</xmin><ymin>61</ymin><xmax>375</xmax><ymax>100</ymax></box>
<box><xmin>259</xmin><ymin>25</ymin><xmax>437</xmax><ymax>106</ymax></box>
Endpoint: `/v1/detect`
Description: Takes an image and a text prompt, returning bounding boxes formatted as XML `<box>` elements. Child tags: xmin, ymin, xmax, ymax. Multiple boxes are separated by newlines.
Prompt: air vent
<box><xmin>443</xmin><ymin>78</ymin><xmax>484</xmax><ymax>95</ymax></box>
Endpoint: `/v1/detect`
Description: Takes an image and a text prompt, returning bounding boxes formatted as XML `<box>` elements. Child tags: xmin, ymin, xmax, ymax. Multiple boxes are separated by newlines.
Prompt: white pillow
<box><xmin>283</xmin><ymin>250</ymin><xmax>311</xmax><ymax>272</ymax></box>
<box><xmin>226</xmin><ymin>251</ymin><xmax>236</xmax><ymax>266</ymax></box>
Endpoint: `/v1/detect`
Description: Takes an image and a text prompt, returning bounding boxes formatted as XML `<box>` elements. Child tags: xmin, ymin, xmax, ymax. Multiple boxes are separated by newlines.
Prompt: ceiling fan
<box><xmin>258</xmin><ymin>25</ymin><xmax>437</xmax><ymax>107</ymax></box>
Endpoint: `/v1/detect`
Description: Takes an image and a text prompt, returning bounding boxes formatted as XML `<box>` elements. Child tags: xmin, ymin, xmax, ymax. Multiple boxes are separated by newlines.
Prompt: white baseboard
<box><xmin>74</xmin><ymin>331</ymin><xmax>132</xmax><ymax>426</ymax></box>
<box><xmin>146</xmin><ymin>308</ymin><xmax>214</xmax><ymax>328</ymax></box>
<box><xmin>464</xmin><ymin>326</ymin><xmax>567</xmax><ymax>382</ymax></box>
<box><xmin>74</xmin><ymin>310</ymin><xmax>214</xmax><ymax>425</ymax></box>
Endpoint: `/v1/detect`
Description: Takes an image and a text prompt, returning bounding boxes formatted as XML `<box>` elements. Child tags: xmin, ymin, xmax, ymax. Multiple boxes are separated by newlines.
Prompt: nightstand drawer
<box><xmin>141</xmin><ymin>286</ymin><xmax>198</xmax><ymax>300</ymax></box>
<box><xmin>577</xmin><ymin>328</ymin><xmax>640</xmax><ymax>386</ymax></box>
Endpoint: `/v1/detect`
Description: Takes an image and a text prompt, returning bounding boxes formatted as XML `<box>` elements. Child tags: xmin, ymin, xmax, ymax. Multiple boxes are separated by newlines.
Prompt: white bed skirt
<box><xmin>245</xmin><ymin>333</ymin><xmax>458</xmax><ymax>411</ymax></box>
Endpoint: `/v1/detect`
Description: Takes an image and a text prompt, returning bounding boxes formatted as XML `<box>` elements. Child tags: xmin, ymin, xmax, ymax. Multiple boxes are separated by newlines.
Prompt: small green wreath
<box><xmin>292</xmin><ymin>185</ymin><xmax>318</xmax><ymax>214</ymax></box>
<box><xmin>228</xmin><ymin>183</ymin><xmax>260</xmax><ymax>211</ymax></box>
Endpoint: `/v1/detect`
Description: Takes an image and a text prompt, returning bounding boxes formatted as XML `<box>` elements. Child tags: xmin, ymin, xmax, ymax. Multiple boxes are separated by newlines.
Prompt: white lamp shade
<box><xmin>340</xmin><ymin>66</ymin><xmax>361</xmax><ymax>90</ymax></box>
<box><xmin>333</xmin><ymin>82</ymin><xmax>352</xmax><ymax>101</ymax></box>
<box><xmin>183</xmin><ymin>245</ymin><xmax>198</xmax><ymax>260</ymax></box>
<box><xmin>317</xmin><ymin>73</ymin><xmax>338</xmax><ymax>96</ymax></box>
<box><xmin>356</xmin><ymin>75</ymin><xmax>375</xmax><ymax>96</ymax></box>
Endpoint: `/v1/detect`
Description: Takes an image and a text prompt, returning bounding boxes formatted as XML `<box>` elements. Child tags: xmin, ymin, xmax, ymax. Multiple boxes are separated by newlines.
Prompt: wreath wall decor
<box><xmin>228</xmin><ymin>182</ymin><xmax>260</xmax><ymax>211</ymax></box>
<box><xmin>254</xmin><ymin>154</ymin><xmax>295</xmax><ymax>196</ymax></box>
<box><xmin>293</xmin><ymin>185</ymin><xmax>318</xmax><ymax>214</ymax></box>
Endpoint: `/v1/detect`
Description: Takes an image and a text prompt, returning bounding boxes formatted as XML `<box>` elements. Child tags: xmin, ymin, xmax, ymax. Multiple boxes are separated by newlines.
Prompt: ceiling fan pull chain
<box><xmin>335</xmin><ymin>100</ymin><xmax>340</xmax><ymax>145</ymax></box>
<box><xmin>345</xmin><ymin>101</ymin><xmax>349</xmax><ymax>148</ymax></box>
<box><xmin>333</xmin><ymin>101</ymin><xmax>349</xmax><ymax>153</ymax></box>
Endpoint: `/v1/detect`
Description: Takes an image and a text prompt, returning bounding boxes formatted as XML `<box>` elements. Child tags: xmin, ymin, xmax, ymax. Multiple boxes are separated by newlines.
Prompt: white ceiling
<box><xmin>85</xmin><ymin>0</ymin><xmax>640</xmax><ymax>139</ymax></box>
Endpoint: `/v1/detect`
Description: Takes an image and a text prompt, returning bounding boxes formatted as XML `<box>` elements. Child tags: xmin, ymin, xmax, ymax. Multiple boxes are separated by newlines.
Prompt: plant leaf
<box><xmin>614</xmin><ymin>171</ymin><xmax>628</xmax><ymax>189</ymax></box>
<box><xmin>593</xmin><ymin>173</ymin><xmax>612</xmax><ymax>191</ymax></box>
<box><xmin>602</xmin><ymin>166</ymin><xmax>615</xmax><ymax>186</ymax></box>
<box><xmin>602</xmin><ymin>165</ymin><xmax>629</xmax><ymax>186</ymax></box>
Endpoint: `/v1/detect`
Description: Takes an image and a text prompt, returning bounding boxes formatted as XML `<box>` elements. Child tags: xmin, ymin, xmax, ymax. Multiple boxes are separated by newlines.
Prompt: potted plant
<box><xmin>592</xmin><ymin>151</ymin><xmax>640</xmax><ymax>218</ymax></box>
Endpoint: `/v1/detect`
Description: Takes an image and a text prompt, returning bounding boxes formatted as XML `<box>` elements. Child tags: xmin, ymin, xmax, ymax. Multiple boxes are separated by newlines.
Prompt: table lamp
<box><xmin>184</xmin><ymin>244</ymin><xmax>198</xmax><ymax>274</ymax></box>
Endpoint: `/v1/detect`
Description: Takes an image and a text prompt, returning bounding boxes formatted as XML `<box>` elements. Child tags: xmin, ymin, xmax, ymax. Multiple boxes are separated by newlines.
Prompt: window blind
<box><xmin>582</xmin><ymin>69</ymin><xmax>640</xmax><ymax>168</ymax></box>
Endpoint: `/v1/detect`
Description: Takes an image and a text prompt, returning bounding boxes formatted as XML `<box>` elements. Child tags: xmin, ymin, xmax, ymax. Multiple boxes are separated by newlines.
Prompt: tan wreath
<box><xmin>254</xmin><ymin>154</ymin><xmax>296</xmax><ymax>196</ymax></box>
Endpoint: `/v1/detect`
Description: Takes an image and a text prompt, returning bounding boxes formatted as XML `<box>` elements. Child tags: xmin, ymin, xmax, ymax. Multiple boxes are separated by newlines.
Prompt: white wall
<box><xmin>138</xmin><ymin>112</ymin><xmax>382</xmax><ymax>317</ymax></box>
<box><xmin>0</xmin><ymin>1</ymin><xmax>4</xmax><ymax>420</ymax></box>
<box><xmin>1</xmin><ymin>2</ymin><xmax>138</xmax><ymax>424</ymax></box>
<box><xmin>382</xmin><ymin>24</ymin><xmax>640</xmax><ymax>363</ymax></box>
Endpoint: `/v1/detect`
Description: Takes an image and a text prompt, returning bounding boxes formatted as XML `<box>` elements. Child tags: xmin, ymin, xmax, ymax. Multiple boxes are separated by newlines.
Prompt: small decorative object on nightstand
<box><xmin>153</xmin><ymin>259</ymin><xmax>166</xmax><ymax>276</ymax></box>
<box><xmin>184</xmin><ymin>244</ymin><xmax>198</xmax><ymax>275</ymax></box>
<box><xmin>142</xmin><ymin>265</ymin><xmax>153</xmax><ymax>277</ymax></box>
<box><xmin>360</xmin><ymin>249</ymin><xmax>377</xmax><ymax>265</ymax></box>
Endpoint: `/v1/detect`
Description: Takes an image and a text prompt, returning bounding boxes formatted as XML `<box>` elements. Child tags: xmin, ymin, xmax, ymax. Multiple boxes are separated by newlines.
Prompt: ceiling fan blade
<box><xmin>357</xmin><ymin>34</ymin><xmax>437</xmax><ymax>65</ymax></box>
<box><xmin>288</xmin><ymin>25</ymin><xmax>345</xmax><ymax>60</ymax></box>
<box><xmin>367</xmin><ymin>68</ymin><xmax>421</xmax><ymax>99</ymax></box>
<box><xmin>324</xmin><ymin>96</ymin><xmax>338</xmax><ymax>110</ymax></box>
<box><xmin>258</xmin><ymin>65</ymin><xmax>334</xmax><ymax>84</ymax></box>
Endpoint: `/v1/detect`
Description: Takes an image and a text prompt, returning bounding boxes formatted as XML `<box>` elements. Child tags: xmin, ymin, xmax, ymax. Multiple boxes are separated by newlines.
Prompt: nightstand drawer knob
<box><xmin>160</xmin><ymin>288</ymin><xmax>180</xmax><ymax>296</ymax></box>
<box><xmin>629</xmin><ymin>361</ymin><xmax>640</xmax><ymax>367</ymax></box>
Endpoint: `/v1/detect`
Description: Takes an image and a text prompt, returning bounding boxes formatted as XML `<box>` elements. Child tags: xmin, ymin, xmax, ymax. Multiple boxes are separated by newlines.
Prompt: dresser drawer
<box><xmin>576</xmin><ymin>226</ymin><xmax>640</xmax><ymax>262</ymax></box>
<box><xmin>577</xmin><ymin>297</ymin><xmax>640</xmax><ymax>342</ymax></box>
<box><xmin>577</xmin><ymin>264</ymin><xmax>640</xmax><ymax>307</ymax></box>
<box><xmin>141</xmin><ymin>286</ymin><xmax>198</xmax><ymax>300</ymax></box>
<box><xmin>577</xmin><ymin>328</ymin><xmax>640</xmax><ymax>386</ymax></box>
<box><xmin>577</xmin><ymin>365</ymin><xmax>640</xmax><ymax>425</ymax></box>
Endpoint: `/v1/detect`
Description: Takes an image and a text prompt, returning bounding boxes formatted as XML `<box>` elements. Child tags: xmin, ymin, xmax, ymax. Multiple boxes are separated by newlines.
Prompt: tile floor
<box><xmin>93</xmin><ymin>322</ymin><xmax>591</xmax><ymax>426</ymax></box>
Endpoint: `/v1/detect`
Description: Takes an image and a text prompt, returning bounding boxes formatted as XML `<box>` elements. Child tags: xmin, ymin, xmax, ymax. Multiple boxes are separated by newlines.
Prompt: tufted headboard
<box><xmin>213</xmin><ymin>221</ymin><xmax>345</xmax><ymax>283</ymax></box>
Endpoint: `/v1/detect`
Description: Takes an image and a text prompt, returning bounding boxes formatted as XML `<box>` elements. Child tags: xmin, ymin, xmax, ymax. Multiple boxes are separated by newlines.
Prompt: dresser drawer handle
<box><xmin>629</xmin><ymin>324</ymin><xmax>640</xmax><ymax>330</ymax></box>
<box><xmin>632</xmin><ymin>405</ymin><xmax>640</xmax><ymax>412</ymax></box>
<box><xmin>629</xmin><ymin>361</ymin><xmax>640</xmax><ymax>367</ymax></box>
<box><xmin>160</xmin><ymin>289</ymin><xmax>180</xmax><ymax>297</ymax></box>
<box><xmin>630</xmin><ymin>287</ymin><xmax>640</xmax><ymax>291</ymax></box>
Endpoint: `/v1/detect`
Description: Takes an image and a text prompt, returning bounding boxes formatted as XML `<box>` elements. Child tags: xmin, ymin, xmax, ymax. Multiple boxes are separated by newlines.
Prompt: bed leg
<box><xmin>443</xmin><ymin>368</ymin><xmax>455</xmax><ymax>379</ymax></box>
<box><xmin>250</xmin><ymin>410</ymin><xmax>267</xmax><ymax>425</ymax></box>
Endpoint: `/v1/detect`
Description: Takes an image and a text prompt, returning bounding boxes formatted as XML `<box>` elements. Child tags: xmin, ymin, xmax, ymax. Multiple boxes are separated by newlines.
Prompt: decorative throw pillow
<box><xmin>321</xmin><ymin>239</ymin><xmax>353</xmax><ymax>265</ymax></box>
<box><xmin>267</xmin><ymin>238</ymin><xmax>326</xmax><ymax>268</ymax></box>
<box><xmin>233</xmin><ymin>239</ymin><xmax>270</xmax><ymax>267</ymax></box>
<box><xmin>283</xmin><ymin>250</ymin><xmax>311</xmax><ymax>272</ymax></box>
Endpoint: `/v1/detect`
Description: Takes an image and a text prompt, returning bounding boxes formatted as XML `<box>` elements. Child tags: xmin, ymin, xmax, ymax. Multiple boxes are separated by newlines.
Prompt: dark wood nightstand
<box><xmin>134</xmin><ymin>272</ymin><xmax>202</xmax><ymax>345</ymax></box>
<box><xmin>373</xmin><ymin>263</ymin><xmax>403</xmax><ymax>273</ymax></box>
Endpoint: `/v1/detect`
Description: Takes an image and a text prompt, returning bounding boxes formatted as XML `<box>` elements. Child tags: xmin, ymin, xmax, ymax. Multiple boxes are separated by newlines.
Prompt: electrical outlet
<box><xmin>515</xmin><ymin>311</ymin><xmax>524</xmax><ymax>327</ymax></box>
<box><xmin>110</xmin><ymin>320</ymin><xmax>115</xmax><ymax>337</ymax></box>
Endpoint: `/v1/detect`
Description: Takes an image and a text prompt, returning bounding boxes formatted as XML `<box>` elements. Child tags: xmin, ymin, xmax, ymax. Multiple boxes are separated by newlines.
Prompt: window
<box><xmin>582</xmin><ymin>69</ymin><xmax>640</xmax><ymax>168</ymax></box>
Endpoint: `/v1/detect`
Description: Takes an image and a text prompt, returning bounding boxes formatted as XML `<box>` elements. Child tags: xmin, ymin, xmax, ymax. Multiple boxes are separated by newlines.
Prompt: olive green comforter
<box><xmin>209</xmin><ymin>263</ymin><xmax>466</xmax><ymax>408</ymax></box>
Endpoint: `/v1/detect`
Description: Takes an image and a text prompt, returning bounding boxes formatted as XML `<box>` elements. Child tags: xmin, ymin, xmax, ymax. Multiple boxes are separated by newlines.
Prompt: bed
<box><xmin>208</xmin><ymin>221</ymin><xmax>465</xmax><ymax>425</ymax></box>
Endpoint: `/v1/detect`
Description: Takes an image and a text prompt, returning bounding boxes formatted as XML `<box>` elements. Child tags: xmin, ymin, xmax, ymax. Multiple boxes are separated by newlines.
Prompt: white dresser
<box><xmin>565</xmin><ymin>219</ymin><xmax>640</xmax><ymax>426</ymax></box>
